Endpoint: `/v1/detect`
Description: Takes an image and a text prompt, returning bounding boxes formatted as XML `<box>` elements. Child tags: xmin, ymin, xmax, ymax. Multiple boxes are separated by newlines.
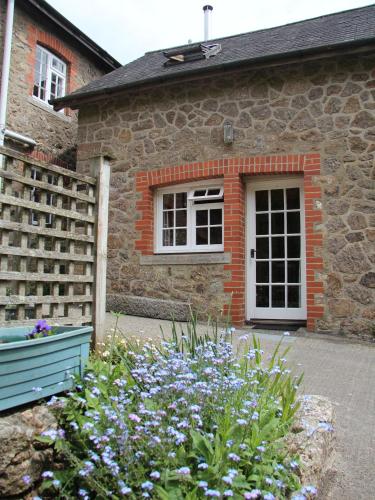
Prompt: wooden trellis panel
<box><xmin>0</xmin><ymin>147</ymin><xmax>99</xmax><ymax>327</ymax></box>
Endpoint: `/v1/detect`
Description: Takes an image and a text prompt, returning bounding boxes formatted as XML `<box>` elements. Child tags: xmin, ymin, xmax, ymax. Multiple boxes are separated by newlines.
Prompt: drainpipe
<box><xmin>0</xmin><ymin>0</ymin><xmax>15</xmax><ymax>147</ymax></box>
<box><xmin>0</xmin><ymin>0</ymin><xmax>35</xmax><ymax>149</ymax></box>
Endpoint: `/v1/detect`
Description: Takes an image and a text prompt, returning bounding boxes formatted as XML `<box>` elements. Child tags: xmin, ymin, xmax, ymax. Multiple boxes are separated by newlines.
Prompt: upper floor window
<box><xmin>33</xmin><ymin>45</ymin><xmax>66</xmax><ymax>104</ymax></box>
<box><xmin>155</xmin><ymin>182</ymin><xmax>224</xmax><ymax>253</ymax></box>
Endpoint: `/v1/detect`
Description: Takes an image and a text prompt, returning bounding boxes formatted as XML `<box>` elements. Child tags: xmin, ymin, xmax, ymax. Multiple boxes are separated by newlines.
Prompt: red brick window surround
<box><xmin>135</xmin><ymin>154</ymin><xmax>322</xmax><ymax>331</ymax></box>
<box><xmin>26</xmin><ymin>24</ymin><xmax>78</xmax><ymax>115</ymax></box>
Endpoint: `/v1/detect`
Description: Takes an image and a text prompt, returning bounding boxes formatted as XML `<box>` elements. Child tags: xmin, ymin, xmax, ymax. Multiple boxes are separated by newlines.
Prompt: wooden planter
<box><xmin>0</xmin><ymin>326</ymin><xmax>92</xmax><ymax>411</ymax></box>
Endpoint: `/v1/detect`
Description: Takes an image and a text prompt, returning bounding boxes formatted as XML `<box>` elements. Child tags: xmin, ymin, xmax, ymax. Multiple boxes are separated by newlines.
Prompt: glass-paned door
<box><xmin>247</xmin><ymin>180</ymin><xmax>306</xmax><ymax>320</ymax></box>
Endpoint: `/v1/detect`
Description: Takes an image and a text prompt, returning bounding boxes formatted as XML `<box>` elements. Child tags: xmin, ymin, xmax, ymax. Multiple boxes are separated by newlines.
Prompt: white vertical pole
<box><xmin>203</xmin><ymin>5</ymin><xmax>213</xmax><ymax>42</ymax></box>
<box><xmin>91</xmin><ymin>156</ymin><xmax>111</xmax><ymax>346</ymax></box>
<box><xmin>0</xmin><ymin>0</ymin><xmax>15</xmax><ymax>147</ymax></box>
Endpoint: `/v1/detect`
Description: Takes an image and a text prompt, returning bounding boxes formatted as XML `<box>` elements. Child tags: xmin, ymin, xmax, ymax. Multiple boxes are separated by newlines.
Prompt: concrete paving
<box><xmin>103</xmin><ymin>313</ymin><xmax>375</xmax><ymax>500</ymax></box>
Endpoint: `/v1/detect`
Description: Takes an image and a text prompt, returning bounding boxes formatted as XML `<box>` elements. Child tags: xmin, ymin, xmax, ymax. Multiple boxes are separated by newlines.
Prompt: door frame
<box><xmin>245</xmin><ymin>176</ymin><xmax>307</xmax><ymax>321</ymax></box>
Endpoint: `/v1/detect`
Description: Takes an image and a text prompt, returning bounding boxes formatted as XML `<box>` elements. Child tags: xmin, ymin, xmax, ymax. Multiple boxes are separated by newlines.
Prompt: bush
<box><xmin>40</xmin><ymin>318</ymin><xmax>307</xmax><ymax>499</ymax></box>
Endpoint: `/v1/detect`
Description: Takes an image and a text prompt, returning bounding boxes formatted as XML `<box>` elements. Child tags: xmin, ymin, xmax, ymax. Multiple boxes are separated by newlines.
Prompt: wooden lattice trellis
<box><xmin>0</xmin><ymin>146</ymin><xmax>109</xmax><ymax>335</ymax></box>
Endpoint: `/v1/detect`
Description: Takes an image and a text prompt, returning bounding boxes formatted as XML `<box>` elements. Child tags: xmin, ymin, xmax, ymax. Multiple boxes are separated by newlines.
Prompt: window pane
<box><xmin>256</xmin><ymin>237</ymin><xmax>269</xmax><ymax>259</ymax></box>
<box><xmin>287</xmin><ymin>261</ymin><xmax>300</xmax><ymax>283</ymax></box>
<box><xmin>50</xmin><ymin>81</ymin><xmax>56</xmax><ymax>98</ymax></box>
<box><xmin>176</xmin><ymin>192</ymin><xmax>187</xmax><ymax>208</ymax></box>
<box><xmin>256</xmin><ymin>262</ymin><xmax>269</xmax><ymax>283</ymax></box>
<box><xmin>287</xmin><ymin>236</ymin><xmax>301</xmax><ymax>258</ymax></box>
<box><xmin>272</xmin><ymin>237</ymin><xmax>284</xmax><ymax>258</ymax></box>
<box><xmin>272</xmin><ymin>286</ymin><xmax>285</xmax><ymax>307</ymax></box>
<box><xmin>175</xmin><ymin>229</ymin><xmax>187</xmax><ymax>246</ymax></box>
<box><xmin>288</xmin><ymin>286</ymin><xmax>300</xmax><ymax>308</ymax></box>
<box><xmin>255</xmin><ymin>190</ymin><xmax>268</xmax><ymax>211</ymax></box>
<box><xmin>271</xmin><ymin>189</ymin><xmax>284</xmax><ymax>210</ymax></box>
<box><xmin>271</xmin><ymin>213</ymin><xmax>284</xmax><ymax>234</ymax></box>
<box><xmin>210</xmin><ymin>227</ymin><xmax>222</xmax><ymax>244</ymax></box>
<box><xmin>175</xmin><ymin>210</ymin><xmax>186</xmax><ymax>227</ymax></box>
<box><xmin>163</xmin><ymin>193</ymin><xmax>174</xmax><ymax>209</ymax></box>
<box><xmin>196</xmin><ymin>210</ymin><xmax>208</xmax><ymax>226</ymax></box>
<box><xmin>52</xmin><ymin>57</ymin><xmax>65</xmax><ymax>74</ymax></box>
<box><xmin>272</xmin><ymin>261</ymin><xmax>285</xmax><ymax>283</ymax></box>
<box><xmin>34</xmin><ymin>49</ymin><xmax>47</xmax><ymax>101</ymax></box>
<box><xmin>210</xmin><ymin>209</ymin><xmax>222</xmax><ymax>225</ymax></box>
<box><xmin>207</xmin><ymin>188</ymin><xmax>220</xmax><ymax>196</ymax></box>
<box><xmin>287</xmin><ymin>212</ymin><xmax>300</xmax><ymax>233</ymax></box>
<box><xmin>256</xmin><ymin>286</ymin><xmax>269</xmax><ymax>307</ymax></box>
<box><xmin>162</xmin><ymin>229</ymin><xmax>173</xmax><ymax>246</ymax></box>
<box><xmin>286</xmin><ymin>188</ymin><xmax>300</xmax><ymax>209</ymax></box>
<box><xmin>194</xmin><ymin>189</ymin><xmax>206</xmax><ymax>197</ymax></box>
<box><xmin>196</xmin><ymin>227</ymin><xmax>208</xmax><ymax>245</ymax></box>
<box><xmin>256</xmin><ymin>213</ymin><xmax>268</xmax><ymax>235</ymax></box>
<box><xmin>163</xmin><ymin>211</ymin><xmax>174</xmax><ymax>228</ymax></box>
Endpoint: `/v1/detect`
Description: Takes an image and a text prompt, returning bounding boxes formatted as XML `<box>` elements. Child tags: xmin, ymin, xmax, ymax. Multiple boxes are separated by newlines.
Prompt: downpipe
<box><xmin>0</xmin><ymin>0</ymin><xmax>15</xmax><ymax>147</ymax></box>
<box><xmin>0</xmin><ymin>0</ymin><xmax>35</xmax><ymax>150</ymax></box>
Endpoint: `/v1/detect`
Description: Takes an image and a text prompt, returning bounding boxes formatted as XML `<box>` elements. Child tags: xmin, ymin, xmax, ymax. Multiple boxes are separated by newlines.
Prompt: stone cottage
<box><xmin>54</xmin><ymin>5</ymin><xmax>375</xmax><ymax>336</ymax></box>
<box><xmin>0</xmin><ymin>0</ymin><xmax>120</xmax><ymax>166</ymax></box>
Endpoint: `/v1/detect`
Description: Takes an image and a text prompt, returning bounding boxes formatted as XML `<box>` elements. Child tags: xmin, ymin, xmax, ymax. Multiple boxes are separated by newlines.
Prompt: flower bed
<box><xmin>39</xmin><ymin>324</ymin><xmax>316</xmax><ymax>499</ymax></box>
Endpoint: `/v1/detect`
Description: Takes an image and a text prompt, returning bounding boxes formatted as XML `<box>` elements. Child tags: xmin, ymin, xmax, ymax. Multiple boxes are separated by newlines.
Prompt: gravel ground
<box><xmin>103</xmin><ymin>313</ymin><xmax>375</xmax><ymax>500</ymax></box>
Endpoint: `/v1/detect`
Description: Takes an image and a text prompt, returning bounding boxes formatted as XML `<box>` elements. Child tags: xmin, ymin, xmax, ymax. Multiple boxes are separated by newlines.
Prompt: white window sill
<box><xmin>140</xmin><ymin>253</ymin><xmax>231</xmax><ymax>265</ymax></box>
<box><xmin>28</xmin><ymin>96</ymin><xmax>72</xmax><ymax>122</ymax></box>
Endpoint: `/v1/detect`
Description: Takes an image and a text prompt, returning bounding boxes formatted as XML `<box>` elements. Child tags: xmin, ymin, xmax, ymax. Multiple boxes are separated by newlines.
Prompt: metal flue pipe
<box><xmin>203</xmin><ymin>5</ymin><xmax>213</xmax><ymax>42</ymax></box>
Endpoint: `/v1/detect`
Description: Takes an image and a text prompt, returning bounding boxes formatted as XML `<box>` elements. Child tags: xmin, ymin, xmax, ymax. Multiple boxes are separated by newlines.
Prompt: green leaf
<box><xmin>190</xmin><ymin>429</ymin><xmax>214</xmax><ymax>461</ymax></box>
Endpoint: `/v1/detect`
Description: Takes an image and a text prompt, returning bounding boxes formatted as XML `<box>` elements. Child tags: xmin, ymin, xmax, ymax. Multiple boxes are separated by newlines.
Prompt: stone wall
<box><xmin>0</xmin><ymin>0</ymin><xmax>106</xmax><ymax>165</ymax></box>
<box><xmin>77</xmin><ymin>53</ymin><xmax>375</xmax><ymax>336</ymax></box>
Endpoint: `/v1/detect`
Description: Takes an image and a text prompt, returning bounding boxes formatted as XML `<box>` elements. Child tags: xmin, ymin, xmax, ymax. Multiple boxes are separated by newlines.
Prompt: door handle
<box><xmin>250</xmin><ymin>249</ymin><xmax>256</xmax><ymax>258</ymax></box>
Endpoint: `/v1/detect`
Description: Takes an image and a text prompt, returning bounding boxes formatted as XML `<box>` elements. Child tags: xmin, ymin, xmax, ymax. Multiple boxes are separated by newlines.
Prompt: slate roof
<box><xmin>53</xmin><ymin>4</ymin><xmax>375</xmax><ymax>109</ymax></box>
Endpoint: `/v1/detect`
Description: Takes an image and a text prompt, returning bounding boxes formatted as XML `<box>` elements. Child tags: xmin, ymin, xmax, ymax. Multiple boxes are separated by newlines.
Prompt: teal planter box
<box><xmin>0</xmin><ymin>326</ymin><xmax>92</xmax><ymax>411</ymax></box>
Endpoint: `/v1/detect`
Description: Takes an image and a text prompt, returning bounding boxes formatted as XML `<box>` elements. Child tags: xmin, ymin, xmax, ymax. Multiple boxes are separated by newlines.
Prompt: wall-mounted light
<box><xmin>223</xmin><ymin>121</ymin><xmax>233</xmax><ymax>145</ymax></box>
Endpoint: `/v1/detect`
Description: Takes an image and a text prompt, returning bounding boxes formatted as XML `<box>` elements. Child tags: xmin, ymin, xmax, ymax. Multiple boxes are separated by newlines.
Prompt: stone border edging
<box><xmin>286</xmin><ymin>394</ymin><xmax>336</xmax><ymax>493</ymax></box>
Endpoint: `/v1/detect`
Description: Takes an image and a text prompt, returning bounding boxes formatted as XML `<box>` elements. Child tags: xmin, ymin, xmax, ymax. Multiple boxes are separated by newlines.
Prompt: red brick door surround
<box><xmin>135</xmin><ymin>154</ymin><xmax>322</xmax><ymax>331</ymax></box>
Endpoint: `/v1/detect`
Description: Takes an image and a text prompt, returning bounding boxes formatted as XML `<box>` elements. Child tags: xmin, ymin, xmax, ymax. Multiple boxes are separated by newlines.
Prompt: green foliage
<box><xmin>40</xmin><ymin>317</ymin><xmax>306</xmax><ymax>499</ymax></box>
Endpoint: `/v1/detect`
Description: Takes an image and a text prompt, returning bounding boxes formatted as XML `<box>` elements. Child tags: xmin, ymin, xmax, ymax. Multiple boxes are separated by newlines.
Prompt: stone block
<box><xmin>360</xmin><ymin>271</ymin><xmax>375</xmax><ymax>288</ymax></box>
<box><xmin>347</xmin><ymin>212</ymin><xmax>367</xmax><ymax>230</ymax></box>
<box><xmin>328</xmin><ymin>298</ymin><xmax>356</xmax><ymax>318</ymax></box>
<box><xmin>286</xmin><ymin>395</ymin><xmax>335</xmax><ymax>488</ymax></box>
<box><xmin>334</xmin><ymin>245</ymin><xmax>371</xmax><ymax>273</ymax></box>
<box><xmin>0</xmin><ymin>405</ymin><xmax>56</xmax><ymax>496</ymax></box>
<box><xmin>107</xmin><ymin>294</ymin><xmax>191</xmax><ymax>321</ymax></box>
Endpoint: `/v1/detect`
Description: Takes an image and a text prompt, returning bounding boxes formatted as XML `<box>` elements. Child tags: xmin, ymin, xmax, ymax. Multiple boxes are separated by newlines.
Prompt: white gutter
<box><xmin>0</xmin><ymin>0</ymin><xmax>35</xmax><ymax>148</ymax></box>
<box><xmin>0</xmin><ymin>0</ymin><xmax>15</xmax><ymax>147</ymax></box>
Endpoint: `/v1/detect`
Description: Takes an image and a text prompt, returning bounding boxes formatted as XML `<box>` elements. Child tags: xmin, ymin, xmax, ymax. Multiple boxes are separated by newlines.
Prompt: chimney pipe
<box><xmin>203</xmin><ymin>5</ymin><xmax>213</xmax><ymax>42</ymax></box>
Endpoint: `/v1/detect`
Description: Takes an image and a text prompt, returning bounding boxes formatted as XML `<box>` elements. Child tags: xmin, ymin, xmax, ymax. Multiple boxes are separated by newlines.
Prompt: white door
<box><xmin>246</xmin><ymin>179</ymin><xmax>306</xmax><ymax>321</ymax></box>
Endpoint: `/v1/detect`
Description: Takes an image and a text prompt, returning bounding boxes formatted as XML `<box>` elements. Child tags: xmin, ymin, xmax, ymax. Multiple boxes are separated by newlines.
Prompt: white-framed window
<box><xmin>155</xmin><ymin>181</ymin><xmax>224</xmax><ymax>253</ymax></box>
<box><xmin>33</xmin><ymin>45</ymin><xmax>66</xmax><ymax>105</ymax></box>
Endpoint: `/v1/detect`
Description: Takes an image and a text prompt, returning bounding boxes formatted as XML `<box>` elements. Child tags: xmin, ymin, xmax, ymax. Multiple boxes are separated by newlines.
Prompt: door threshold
<box><xmin>245</xmin><ymin>320</ymin><xmax>306</xmax><ymax>331</ymax></box>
